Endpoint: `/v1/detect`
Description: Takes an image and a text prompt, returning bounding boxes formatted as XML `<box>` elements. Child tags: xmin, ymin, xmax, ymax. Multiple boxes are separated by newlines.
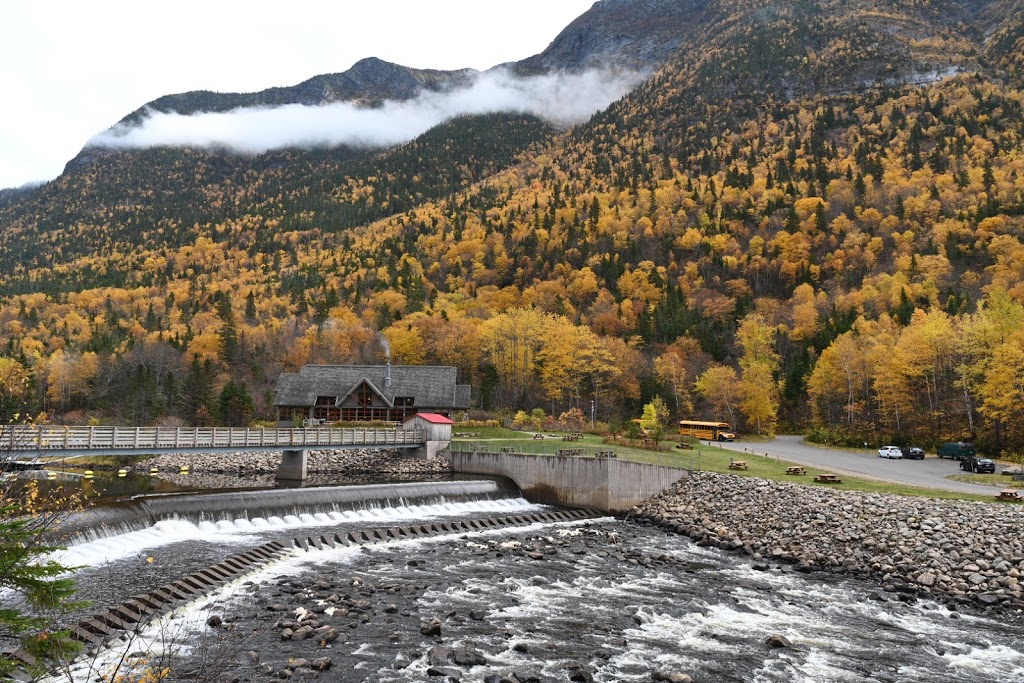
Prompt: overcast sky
<box><xmin>0</xmin><ymin>0</ymin><xmax>596</xmax><ymax>190</ymax></box>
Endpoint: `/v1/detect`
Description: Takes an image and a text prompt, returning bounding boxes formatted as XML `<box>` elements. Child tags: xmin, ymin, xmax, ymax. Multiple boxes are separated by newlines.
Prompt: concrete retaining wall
<box><xmin>446</xmin><ymin>451</ymin><xmax>688</xmax><ymax>512</ymax></box>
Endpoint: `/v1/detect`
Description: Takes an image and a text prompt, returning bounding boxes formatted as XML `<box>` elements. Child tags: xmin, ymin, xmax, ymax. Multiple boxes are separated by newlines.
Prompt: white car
<box><xmin>877</xmin><ymin>446</ymin><xmax>903</xmax><ymax>459</ymax></box>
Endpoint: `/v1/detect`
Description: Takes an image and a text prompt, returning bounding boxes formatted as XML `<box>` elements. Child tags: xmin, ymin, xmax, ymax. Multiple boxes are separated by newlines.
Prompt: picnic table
<box><xmin>785</xmin><ymin>466</ymin><xmax>807</xmax><ymax>475</ymax></box>
<box><xmin>556</xmin><ymin>448</ymin><xmax>585</xmax><ymax>457</ymax></box>
<box><xmin>532</xmin><ymin>433</ymin><xmax>545</xmax><ymax>440</ymax></box>
<box><xmin>675</xmin><ymin>443</ymin><xmax>693</xmax><ymax>450</ymax></box>
<box><xmin>562</xmin><ymin>433</ymin><xmax>583</xmax><ymax>442</ymax></box>
<box><xmin>995</xmin><ymin>489</ymin><xmax>1022</xmax><ymax>502</ymax></box>
<box><xmin>728</xmin><ymin>460</ymin><xmax>749</xmax><ymax>470</ymax></box>
<box><xmin>814</xmin><ymin>473</ymin><xmax>842</xmax><ymax>483</ymax></box>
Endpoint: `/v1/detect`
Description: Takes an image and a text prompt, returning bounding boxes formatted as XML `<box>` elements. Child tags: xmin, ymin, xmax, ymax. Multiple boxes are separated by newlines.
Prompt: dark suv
<box><xmin>900</xmin><ymin>446</ymin><xmax>925</xmax><ymax>460</ymax></box>
<box><xmin>960</xmin><ymin>457</ymin><xmax>996</xmax><ymax>474</ymax></box>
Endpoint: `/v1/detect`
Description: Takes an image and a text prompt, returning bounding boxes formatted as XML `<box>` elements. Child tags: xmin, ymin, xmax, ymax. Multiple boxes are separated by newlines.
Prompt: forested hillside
<box><xmin>2</xmin><ymin>0</ymin><xmax>1024</xmax><ymax>454</ymax></box>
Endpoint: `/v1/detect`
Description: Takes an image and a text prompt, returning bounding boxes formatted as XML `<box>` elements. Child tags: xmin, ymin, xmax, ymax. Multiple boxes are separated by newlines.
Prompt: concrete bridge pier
<box><xmin>409</xmin><ymin>440</ymin><xmax>450</xmax><ymax>460</ymax></box>
<box><xmin>277</xmin><ymin>449</ymin><xmax>308</xmax><ymax>481</ymax></box>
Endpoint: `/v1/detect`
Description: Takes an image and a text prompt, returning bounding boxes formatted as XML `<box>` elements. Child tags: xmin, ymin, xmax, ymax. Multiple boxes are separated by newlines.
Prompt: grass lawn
<box><xmin>452</xmin><ymin>429</ymin><xmax>997</xmax><ymax>502</ymax></box>
<box><xmin>947</xmin><ymin>472</ymin><xmax>1024</xmax><ymax>488</ymax></box>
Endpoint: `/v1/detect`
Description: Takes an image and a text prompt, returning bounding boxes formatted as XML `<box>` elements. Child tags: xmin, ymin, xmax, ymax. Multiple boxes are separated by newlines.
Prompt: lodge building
<box><xmin>273</xmin><ymin>364</ymin><xmax>471</xmax><ymax>426</ymax></box>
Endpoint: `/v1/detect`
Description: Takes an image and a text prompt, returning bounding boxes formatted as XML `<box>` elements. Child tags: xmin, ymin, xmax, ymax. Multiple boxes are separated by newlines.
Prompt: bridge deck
<box><xmin>0</xmin><ymin>425</ymin><xmax>425</xmax><ymax>458</ymax></box>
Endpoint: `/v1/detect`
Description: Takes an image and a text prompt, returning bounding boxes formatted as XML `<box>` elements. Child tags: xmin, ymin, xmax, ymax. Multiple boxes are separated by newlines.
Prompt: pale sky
<box><xmin>0</xmin><ymin>0</ymin><xmax>597</xmax><ymax>190</ymax></box>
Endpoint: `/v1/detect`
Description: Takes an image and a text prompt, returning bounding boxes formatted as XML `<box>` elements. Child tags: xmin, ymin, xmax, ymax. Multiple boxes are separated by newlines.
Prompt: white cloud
<box><xmin>88</xmin><ymin>69</ymin><xmax>643</xmax><ymax>154</ymax></box>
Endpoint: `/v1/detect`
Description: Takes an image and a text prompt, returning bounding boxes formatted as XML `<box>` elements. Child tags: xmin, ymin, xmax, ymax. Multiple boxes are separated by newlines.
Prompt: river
<box><xmin>34</xmin><ymin>478</ymin><xmax>1024</xmax><ymax>683</ymax></box>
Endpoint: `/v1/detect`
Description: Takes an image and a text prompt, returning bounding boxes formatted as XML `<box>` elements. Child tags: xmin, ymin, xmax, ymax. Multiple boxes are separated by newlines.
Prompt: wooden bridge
<box><xmin>0</xmin><ymin>425</ymin><xmax>428</xmax><ymax>480</ymax></box>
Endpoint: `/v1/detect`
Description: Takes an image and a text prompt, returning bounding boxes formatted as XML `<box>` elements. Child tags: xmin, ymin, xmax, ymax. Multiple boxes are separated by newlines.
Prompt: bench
<box><xmin>785</xmin><ymin>466</ymin><xmax>807</xmax><ymax>476</ymax></box>
<box><xmin>556</xmin><ymin>448</ymin><xmax>585</xmax><ymax>457</ymax></box>
<box><xmin>995</xmin><ymin>489</ymin><xmax>1022</xmax><ymax>502</ymax></box>
<box><xmin>595</xmin><ymin>451</ymin><xmax>617</xmax><ymax>459</ymax></box>
<box><xmin>499</xmin><ymin>447</ymin><xmax>516</xmax><ymax>454</ymax></box>
<box><xmin>814</xmin><ymin>474</ymin><xmax>842</xmax><ymax>483</ymax></box>
<box><xmin>675</xmin><ymin>443</ymin><xmax>693</xmax><ymax>450</ymax></box>
<box><xmin>728</xmin><ymin>460</ymin><xmax>749</xmax><ymax>471</ymax></box>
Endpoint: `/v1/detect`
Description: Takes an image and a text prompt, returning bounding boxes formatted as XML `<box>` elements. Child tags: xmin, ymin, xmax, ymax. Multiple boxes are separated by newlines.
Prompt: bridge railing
<box><xmin>0</xmin><ymin>425</ymin><xmax>426</xmax><ymax>453</ymax></box>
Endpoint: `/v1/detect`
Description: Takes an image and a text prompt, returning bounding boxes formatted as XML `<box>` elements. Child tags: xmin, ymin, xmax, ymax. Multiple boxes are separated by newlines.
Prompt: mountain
<box><xmin>110</xmin><ymin>0</ymin><xmax>705</xmax><ymax>133</ymax></box>
<box><xmin>116</xmin><ymin>57</ymin><xmax>478</xmax><ymax>125</ymax></box>
<box><xmin>512</xmin><ymin>0</ymin><xmax>707</xmax><ymax>74</ymax></box>
<box><xmin>1</xmin><ymin>0</ymin><xmax>1024</xmax><ymax>451</ymax></box>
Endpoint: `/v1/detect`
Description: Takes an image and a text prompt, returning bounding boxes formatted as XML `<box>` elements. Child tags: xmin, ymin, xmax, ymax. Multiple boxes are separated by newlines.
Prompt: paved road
<box><xmin>716</xmin><ymin>435</ymin><xmax>999</xmax><ymax>495</ymax></box>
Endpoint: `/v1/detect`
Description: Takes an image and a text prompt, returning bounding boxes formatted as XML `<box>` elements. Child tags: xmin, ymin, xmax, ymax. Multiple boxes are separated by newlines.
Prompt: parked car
<box><xmin>960</xmin><ymin>457</ymin><xmax>996</xmax><ymax>474</ymax></box>
<box><xmin>937</xmin><ymin>442</ymin><xmax>977</xmax><ymax>460</ymax></box>
<box><xmin>900</xmin><ymin>446</ymin><xmax>926</xmax><ymax>460</ymax></box>
<box><xmin>877</xmin><ymin>446</ymin><xmax>903</xmax><ymax>459</ymax></box>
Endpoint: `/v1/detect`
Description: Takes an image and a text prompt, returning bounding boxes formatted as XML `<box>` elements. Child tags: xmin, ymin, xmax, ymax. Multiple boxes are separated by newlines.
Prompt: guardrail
<box><xmin>0</xmin><ymin>425</ymin><xmax>426</xmax><ymax>453</ymax></box>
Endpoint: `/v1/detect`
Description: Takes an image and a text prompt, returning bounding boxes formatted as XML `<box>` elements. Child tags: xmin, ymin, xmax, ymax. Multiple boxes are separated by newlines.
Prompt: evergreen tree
<box><xmin>179</xmin><ymin>356</ymin><xmax>216</xmax><ymax>425</ymax></box>
<box><xmin>216</xmin><ymin>295</ymin><xmax>239</xmax><ymax>366</ymax></box>
<box><xmin>218</xmin><ymin>380</ymin><xmax>255</xmax><ymax>427</ymax></box>
<box><xmin>244</xmin><ymin>291</ymin><xmax>257</xmax><ymax>324</ymax></box>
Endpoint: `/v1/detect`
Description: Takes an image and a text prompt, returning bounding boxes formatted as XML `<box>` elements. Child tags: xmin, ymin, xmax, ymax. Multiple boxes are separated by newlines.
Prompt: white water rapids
<box><xmin>32</xmin><ymin>484</ymin><xmax>1024</xmax><ymax>682</ymax></box>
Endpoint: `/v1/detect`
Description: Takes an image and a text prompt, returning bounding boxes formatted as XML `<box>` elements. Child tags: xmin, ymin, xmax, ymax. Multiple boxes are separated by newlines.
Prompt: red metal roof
<box><xmin>405</xmin><ymin>413</ymin><xmax>454</xmax><ymax>425</ymax></box>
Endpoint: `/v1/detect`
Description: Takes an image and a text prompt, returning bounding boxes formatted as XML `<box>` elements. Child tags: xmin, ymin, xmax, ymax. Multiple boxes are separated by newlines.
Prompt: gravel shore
<box><xmin>635</xmin><ymin>471</ymin><xmax>1024</xmax><ymax>611</ymax></box>
<box><xmin>140</xmin><ymin>448</ymin><xmax>453</xmax><ymax>478</ymax></box>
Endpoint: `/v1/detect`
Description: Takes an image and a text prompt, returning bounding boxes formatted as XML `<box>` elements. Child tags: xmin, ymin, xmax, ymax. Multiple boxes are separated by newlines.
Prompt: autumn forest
<box><xmin>2</xmin><ymin>0</ymin><xmax>1024</xmax><ymax>454</ymax></box>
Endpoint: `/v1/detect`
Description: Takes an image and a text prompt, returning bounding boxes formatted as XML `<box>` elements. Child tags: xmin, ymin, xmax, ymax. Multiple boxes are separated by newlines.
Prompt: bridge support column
<box><xmin>277</xmin><ymin>449</ymin><xmax>308</xmax><ymax>481</ymax></box>
<box><xmin>409</xmin><ymin>440</ymin><xmax>449</xmax><ymax>460</ymax></box>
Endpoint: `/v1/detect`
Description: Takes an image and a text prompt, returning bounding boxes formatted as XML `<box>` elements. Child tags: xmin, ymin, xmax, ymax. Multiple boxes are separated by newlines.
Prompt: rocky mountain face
<box><xmin>512</xmin><ymin>0</ymin><xmax>709</xmax><ymax>74</ymax></box>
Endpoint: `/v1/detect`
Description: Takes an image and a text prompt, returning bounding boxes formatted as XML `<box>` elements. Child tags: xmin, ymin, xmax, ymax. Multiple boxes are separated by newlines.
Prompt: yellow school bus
<box><xmin>679</xmin><ymin>420</ymin><xmax>735</xmax><ymax>441</ymax></box>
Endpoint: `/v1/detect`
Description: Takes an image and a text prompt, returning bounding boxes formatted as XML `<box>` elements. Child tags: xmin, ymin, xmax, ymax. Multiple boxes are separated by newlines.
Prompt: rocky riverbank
<box><xmin>635</xmin><ymin>471</ymin><xmax>1024</xmax><ymax>611</ymax></box>
<box><xmin>140</xmin><ymin>448</ymin><xmax>453</xmax><ymax>478</ymax></box>
<box><xmin>170</xmin><ymin>524</ymin><xmax>707</xmax><ymax>683</ymax></box>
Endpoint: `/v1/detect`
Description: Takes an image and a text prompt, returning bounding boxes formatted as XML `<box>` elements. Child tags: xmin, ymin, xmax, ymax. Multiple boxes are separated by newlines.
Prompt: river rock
<box><xmin>567</xmin><ymin>662</ymin><xmax>594</xmax><ymax>682</ymax></box>
<box><xmin>453</xmin><ymin>644</ymin><xmax>487</xmax><ymax>666</ymax></box>
<box><xmin>421</xmin><ymin>617</ymin><xmax>443</xmax><ymax>636</ymax></box>
<box><xmin>635</xmin><ymin>471</ymin><xmax>1024</xmax><ymax>612</ymax></box>
<box><xmin>766</xmin><ymin>634</ymin><xmax>792</xmax><ymax>649</ymax></box>
<box><xmin>312</xmin><ymin>625</ymin><xmax>339</xmax><ymax>643</ymax></box>
<box><xmin>428</xmin><ymin>646</ymin><xmax>454</xmax><ymax>665</ymax></box>
<box><xmin>653</xmin><ymin>672</ymin><xmax>693</xmax><ymax>683</ymax></box>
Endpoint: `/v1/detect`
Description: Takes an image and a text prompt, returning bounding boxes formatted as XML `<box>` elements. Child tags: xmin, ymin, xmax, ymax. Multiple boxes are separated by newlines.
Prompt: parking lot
<box><xmin>718</xmin><ymin>435</ymin><xmax>1002</xmax><ymax>495</ymax></box>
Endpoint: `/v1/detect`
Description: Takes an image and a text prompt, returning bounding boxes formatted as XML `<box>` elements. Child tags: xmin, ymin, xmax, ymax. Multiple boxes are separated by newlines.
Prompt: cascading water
<box><xmin>51</xmin><ymin>478</ymin><xmax>522</xmax><ymax>546</ymax></box>
<box><xmin>33</xmin><ymin>480</ymin><xmax>1024</xmax><ymax>683</ymax></box>
<box><xmin>50</xmin><ymin>478</ymin><xmax>538</xmax><ymax>611</ymax></box>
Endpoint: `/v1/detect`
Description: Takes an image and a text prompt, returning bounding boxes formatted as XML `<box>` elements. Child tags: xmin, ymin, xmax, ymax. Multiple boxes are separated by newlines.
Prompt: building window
<box><xmin>315</xmin><ymin>396</ymin><xmax>337</xmax><ymax>406</ymax></box>
<box><xmin>394</xmin><ymin>396</ymin><xmax>414</xmax><ymax>407</ymax></box>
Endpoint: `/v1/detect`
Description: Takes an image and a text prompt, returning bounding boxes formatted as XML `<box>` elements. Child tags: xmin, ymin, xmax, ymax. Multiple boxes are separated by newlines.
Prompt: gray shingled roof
<box><xmin>274</xmin><ymin>365</ymin><xmax>471</xmax><ymax>410</ymax></box>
